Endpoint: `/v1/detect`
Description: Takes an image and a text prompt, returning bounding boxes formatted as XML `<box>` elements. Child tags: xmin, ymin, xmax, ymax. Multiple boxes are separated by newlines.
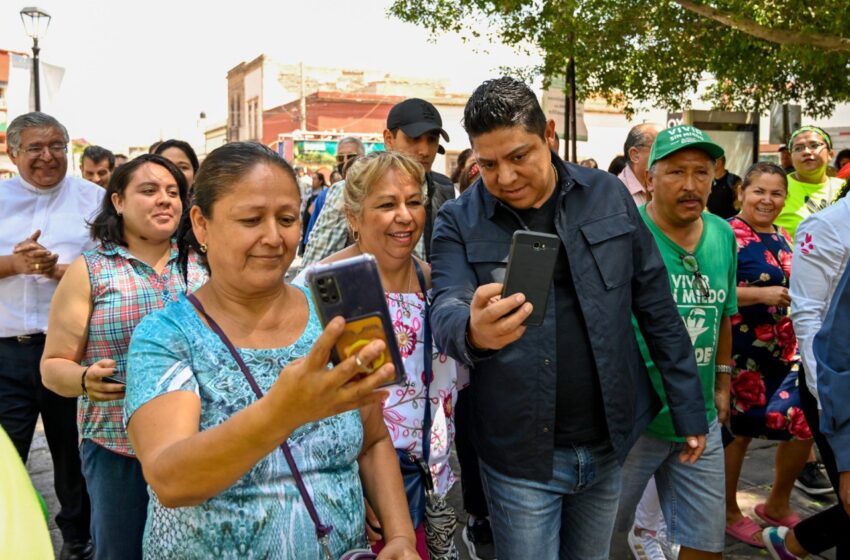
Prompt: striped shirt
<box><xmin>79</xmin><ymin>242</ymin><xmax>205</xmax><ymax>456</ymax></box>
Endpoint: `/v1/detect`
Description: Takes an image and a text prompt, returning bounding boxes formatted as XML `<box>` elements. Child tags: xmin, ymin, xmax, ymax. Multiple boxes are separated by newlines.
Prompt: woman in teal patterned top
<box><xmin>124</xmin><ymin>143</ymin><xmax>418</xmax><ymax>559</ymax></box>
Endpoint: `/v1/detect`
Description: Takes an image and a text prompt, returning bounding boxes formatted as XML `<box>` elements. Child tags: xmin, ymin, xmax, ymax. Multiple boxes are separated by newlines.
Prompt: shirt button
<box><xmin>543</xmin><ymin>358</ymin><xmax>551</xmax><ymax>366</ymax></box>
<box><xmin>543</xmin><ymin>426</ymin><xmax>550</xmax><ymax>433</ymax></box>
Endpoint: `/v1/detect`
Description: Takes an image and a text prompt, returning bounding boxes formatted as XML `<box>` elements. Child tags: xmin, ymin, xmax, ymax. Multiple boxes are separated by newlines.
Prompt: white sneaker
<box><xmin>656</xmin><ymin>526</ymin><xmax>681</xmax><ymax>560</ymax></box>
<box><xmin>628</xmin><ymin>527</ymin><xmax>667</xmax><ymax>560</ymax></box>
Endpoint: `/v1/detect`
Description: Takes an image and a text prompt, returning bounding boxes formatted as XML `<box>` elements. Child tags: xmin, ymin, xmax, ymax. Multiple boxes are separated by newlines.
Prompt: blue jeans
<box><xmin>612</xmin><ymin>419</ymin><xmax>725</xmax><ymax>555</ymax></box>
<box><xmin>479</xmin><ymin>440</ymin><xmax>622</xmax><ymax>560</ymax></box>
<box><xmin>80</xmin><ymin>439</ymin><xmax>148</xmax><ymax>560</ymax></box>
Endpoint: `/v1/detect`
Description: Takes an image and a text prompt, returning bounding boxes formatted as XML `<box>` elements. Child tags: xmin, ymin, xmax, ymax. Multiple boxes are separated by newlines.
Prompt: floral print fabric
<box><xmin>728</xmin><ymin>217</ymin><xmax>811</xmax><ymax>440</ymax></box>
<box><xmin>383</xmin><ymin>291</ymin><xmax>466</xmax><ymax>497</ymax></box>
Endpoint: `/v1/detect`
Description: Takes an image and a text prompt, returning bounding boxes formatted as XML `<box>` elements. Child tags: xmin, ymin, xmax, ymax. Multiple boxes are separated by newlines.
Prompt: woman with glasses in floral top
<box><xmin>41</xmin><ymin>155</ymin><xmax>205</xmax><ymax>559</ymax></box>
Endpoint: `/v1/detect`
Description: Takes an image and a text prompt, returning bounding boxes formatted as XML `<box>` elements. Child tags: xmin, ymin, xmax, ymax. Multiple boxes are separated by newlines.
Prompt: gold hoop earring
<box><xmin>199</xmin><ymin>243</ymin><xmax>208</xmax><ymax>254</ymax></box>
<box><xmin>352</xmin><ymin>230</ymin><xmax>360</xmax><ymax>243</ymax></box>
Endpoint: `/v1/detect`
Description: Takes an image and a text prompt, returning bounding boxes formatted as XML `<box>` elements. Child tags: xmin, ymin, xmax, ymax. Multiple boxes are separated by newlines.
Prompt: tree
<box><xmin>389</xmin><ymin>0</ymin><xmax>850</xmax><ymax>118</ymax></box>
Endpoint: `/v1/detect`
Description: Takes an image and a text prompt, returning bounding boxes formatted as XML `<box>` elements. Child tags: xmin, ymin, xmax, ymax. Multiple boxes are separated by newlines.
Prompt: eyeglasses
<box><xmin>22</xmin><ymin>143</ymin><xmax>68</xmax><ymax>157</ymax></box>
<box><xmin>681</xmin><ymin>254</ymin><xmax>710</xmax><ymax>299</ymax></box>
<box><xmin>336</xmin><ymin>152</ymin><xmax>357</xmax><ymax>163</ymax></box>
<box><xmin>791</xmin><ymin>142</ymin><xmax>827</xmax><ymax>154</ymax></box>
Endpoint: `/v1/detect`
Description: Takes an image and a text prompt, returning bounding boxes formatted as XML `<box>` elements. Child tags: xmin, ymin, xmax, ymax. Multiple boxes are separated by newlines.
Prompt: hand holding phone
<box><xmin>83</xmin><ymin>359</ymin><xmax>126</xmax><ymax>401</ymax></box>
<box><xmin>501</xmin><ymin>231</ymin><xmax>560</xmax><ymax>326</ymax></box>
<box><xmin>467</xmin><ymin>283</ymin><xmax>531</xmax><ymax>351</ymax></box>
<box><xmin>265</xmin><ymin>316</ymin><xmax>393</xmax><ymax>428</ymax></box>
<box><xmin>306</xmin><ymin>254</ymin><xmax>406</xmax><ymax>387</ymax></box>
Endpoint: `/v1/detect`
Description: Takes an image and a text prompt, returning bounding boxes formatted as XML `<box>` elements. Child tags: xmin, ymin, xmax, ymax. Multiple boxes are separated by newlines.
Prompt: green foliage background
<box><xmin>389</xmin><ymin>0</ymin><xmax>850</xmax><ymax>118</ymax></box>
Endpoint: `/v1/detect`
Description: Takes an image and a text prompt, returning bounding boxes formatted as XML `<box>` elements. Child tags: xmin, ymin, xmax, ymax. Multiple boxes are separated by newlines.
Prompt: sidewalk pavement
<box><xmin>28</xmin><ymin>420</ymin><xmax>835</xmax><ymax>559</ymax></box>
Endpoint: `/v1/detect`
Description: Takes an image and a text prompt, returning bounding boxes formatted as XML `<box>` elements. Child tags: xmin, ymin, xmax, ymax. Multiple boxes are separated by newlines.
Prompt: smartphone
<box><xmin>103</xmin><ymin>375</ymin><xmax>126</xmax><ymax>386</ymax></box>
<box><xmin>305</xmin><ymin>254</ymin><xmax>405</xmax><ymax>387</ymax></box>
<box><xmin>501</xmin><ymin>230</ymin><xmax>560</xmax><ymax>326</ymax></box>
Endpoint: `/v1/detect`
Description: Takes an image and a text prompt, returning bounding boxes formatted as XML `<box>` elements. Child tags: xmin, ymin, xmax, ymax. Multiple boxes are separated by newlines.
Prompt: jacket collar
<box><xmin>481</xmin><ymin>150</ymin><xmax>589</xmax><ymax>219</ymax></box>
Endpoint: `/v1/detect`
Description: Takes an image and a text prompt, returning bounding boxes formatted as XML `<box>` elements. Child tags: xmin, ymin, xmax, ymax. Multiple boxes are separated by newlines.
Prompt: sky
<box><xmin>1</xmin><ymin>0</ymin><xmax>540</xmax><ymax>152</ymax></box>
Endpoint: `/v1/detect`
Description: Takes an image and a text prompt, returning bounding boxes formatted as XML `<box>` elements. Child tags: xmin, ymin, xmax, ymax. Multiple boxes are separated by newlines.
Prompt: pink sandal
<box><xmin>725</xmin><ymin>516</ymin><xmax>765</xmax><ymax>548</ymax></box>
<box><xmin>755</xmin><ymin>503</ymin><xmax>801</xmax><ymax>528</ymax></box>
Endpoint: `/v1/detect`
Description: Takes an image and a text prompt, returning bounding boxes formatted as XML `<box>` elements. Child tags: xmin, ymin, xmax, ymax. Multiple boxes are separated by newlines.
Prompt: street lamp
<box><xmin>19</xmin><ymin>6</ymin><xmax>51</xmax><ymax>112</ymax></box>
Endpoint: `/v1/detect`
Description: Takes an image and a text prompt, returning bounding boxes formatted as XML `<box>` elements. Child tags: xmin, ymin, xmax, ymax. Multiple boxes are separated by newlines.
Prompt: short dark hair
<box><xmin>607</xmin><ymin>154</ymin><xmax>628</xmax><ymax>175</ymax></box>
<box><xmin>176</xmin><ymin>142</ymin><xmax>298</xmax><ymax>278</ymax></box>
<box><xmin>81</xmin><ymin>145</ymin><xmax>115</xmax><ymax>170</ymax></box>
<box><xmin>89</xmin><ymin>154</ymin><xmax>188</xmax><ymax>246</ymax></box>
<box><xmin>835</xmin><ymin>148</ymin><xmax>850</xmax><ymax>169</ymax></box>
<box><xmin>463</xmin><ymin>77</ymin><xmax>548</xmax><ymax>140</ymax></box>
<box><xmin>451</xmin><ymin>148</ymin><xmax>474</xmax><ymax>183</ymax></box>
<box><xmin>154</xmin><ymin>139</ymin><xmax>200</xmax><ymax>172</ymax></box>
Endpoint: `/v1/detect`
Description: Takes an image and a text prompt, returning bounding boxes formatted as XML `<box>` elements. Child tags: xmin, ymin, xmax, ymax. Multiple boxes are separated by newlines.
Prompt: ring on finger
<box><xmin>354</xmin><ymin>353</ymin><xmax>372</xmax><ymax>373</ymax></box>
<box><xmin>34</xmin><ymin>262</ymin><xmax>40</xmax><ymax>271</ymax></box>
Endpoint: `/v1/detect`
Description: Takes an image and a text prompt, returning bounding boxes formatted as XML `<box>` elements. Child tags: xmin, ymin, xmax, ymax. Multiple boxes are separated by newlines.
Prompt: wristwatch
<box><xmin>715</xmin><ymin>364</ymin><xmax>733</xmax><ymax>376</ymax></box>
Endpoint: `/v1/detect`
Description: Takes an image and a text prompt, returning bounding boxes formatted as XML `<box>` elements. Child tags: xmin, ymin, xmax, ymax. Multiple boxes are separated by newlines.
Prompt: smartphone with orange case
<box><xmin>305</xmin><ymin>254</ymin><xmax>405</xmax><ymax>387</ymax></box>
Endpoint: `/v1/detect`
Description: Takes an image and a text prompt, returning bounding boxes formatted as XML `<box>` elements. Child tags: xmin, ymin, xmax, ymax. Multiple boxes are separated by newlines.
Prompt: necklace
<box><xmin>355</xmin><ymin>244</ymin><xmax>415</xmax><ymax>293</ymax></box>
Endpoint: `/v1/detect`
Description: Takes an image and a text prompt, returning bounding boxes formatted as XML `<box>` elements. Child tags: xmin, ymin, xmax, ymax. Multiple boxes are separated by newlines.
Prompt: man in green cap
<box><xmin>612</xmin><ymin>125</ymin><xmax>737</xmax><ymax>559</ymax></box>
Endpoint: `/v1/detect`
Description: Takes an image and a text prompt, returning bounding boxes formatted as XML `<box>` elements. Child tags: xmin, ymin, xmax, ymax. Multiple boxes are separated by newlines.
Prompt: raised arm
<box><xmin>127</xmin><ymin>317</ymin><xmax>393</xmax><ymax>507</ymax></box>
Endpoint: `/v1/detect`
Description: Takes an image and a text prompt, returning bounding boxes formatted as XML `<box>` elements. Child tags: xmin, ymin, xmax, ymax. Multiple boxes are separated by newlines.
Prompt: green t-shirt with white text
<box><xmin>635</xmin><ymin>206</ymin><xmax>738</xmax><ymax>441</ymax></box>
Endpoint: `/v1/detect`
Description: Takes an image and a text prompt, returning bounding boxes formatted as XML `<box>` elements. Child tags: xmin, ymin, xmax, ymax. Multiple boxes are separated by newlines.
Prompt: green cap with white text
<box><xmin>648</xmin><ymin>125</ymin><xmax>725</xmax><ymax>168</ymax></box>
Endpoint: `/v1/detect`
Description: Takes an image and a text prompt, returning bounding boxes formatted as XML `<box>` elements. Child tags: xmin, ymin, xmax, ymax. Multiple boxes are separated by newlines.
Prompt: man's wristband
<box><xmin>81</xmin><ymin>367</ymin><xmax>89</xmax><ymax>397</ymax></box>
<box><xmin>715</xmin><ymin>364</ymin><xmax>733</xmax><ymax>376</ymax></box>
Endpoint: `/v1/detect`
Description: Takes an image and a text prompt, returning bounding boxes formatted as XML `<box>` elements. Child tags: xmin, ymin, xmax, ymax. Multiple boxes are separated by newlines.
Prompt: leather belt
<box><xmin>0</xmin><ymin>333</ymin><xmax>47</xmax><ymax>345</ymax></box>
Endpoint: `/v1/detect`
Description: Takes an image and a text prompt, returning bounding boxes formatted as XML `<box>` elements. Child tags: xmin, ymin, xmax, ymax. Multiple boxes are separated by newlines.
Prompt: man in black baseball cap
<box><xmin>301</xmin><ymin>98</ymin><xmax>455</xmax><ymax>264</ymax></box>
<box><xmin>383</xmin><ymin>98</ymin><xmax>455</xmax><ymax>260</ymax></box>
<box><xmin>385</xmin><ymin>98</ymin><xmax>450</xmax><ymax>159</ymax></box>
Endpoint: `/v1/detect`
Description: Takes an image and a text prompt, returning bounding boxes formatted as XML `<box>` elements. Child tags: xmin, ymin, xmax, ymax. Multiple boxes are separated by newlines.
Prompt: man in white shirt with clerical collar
<box><xmin>0</xmin><ymin>112</ymin><xmax>102</xmax><ymax>560</ymax></box>
<box><xmin>618</xmin><ymin>123</ymin><xmax>658</xmax><ymax>206</ymax></box>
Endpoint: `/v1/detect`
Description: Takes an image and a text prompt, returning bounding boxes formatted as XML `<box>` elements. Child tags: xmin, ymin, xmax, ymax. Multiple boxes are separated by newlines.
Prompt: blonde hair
<box><xmin>343</xmin><ymin>151</ymin><xmax>425</xmax><ymax>220</ymax></box>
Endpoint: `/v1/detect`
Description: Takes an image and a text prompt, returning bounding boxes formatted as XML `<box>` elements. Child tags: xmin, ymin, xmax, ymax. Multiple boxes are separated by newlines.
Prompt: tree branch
<box><xmin>673</xmin><ymin>0</ymin><xmax>850</xmax><ymax>52</ymax></box>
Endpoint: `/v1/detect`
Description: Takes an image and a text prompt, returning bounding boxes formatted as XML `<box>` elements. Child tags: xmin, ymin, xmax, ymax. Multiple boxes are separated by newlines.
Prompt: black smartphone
<box><xmin>103</xmin><ymin>375</ymin><xmax>126</xmax><ymax>386</ymax></box>
<box><xmin>501</xmin><ymin>230</ymin><xmax>560</xmax><ymax>326</ymax></box>
<box><xmin>305</xmin><ymin>254</ymin><xmax>405</xmax><ymax>387</ymax></box>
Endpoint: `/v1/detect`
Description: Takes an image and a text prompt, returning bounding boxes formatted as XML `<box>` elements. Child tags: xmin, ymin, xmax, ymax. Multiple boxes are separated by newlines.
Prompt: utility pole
<box><xmin>782</xmin><ymin>103</ymin><xmax>790</xmax><ymax>145</ymax></box>
<box><xmin>299</xmin><ymin>62</ymin><xmax>307</xmax><ymax>131</ymax></box>
<box><xmin>567</xmin><ymin>55</ymin><xmax>577</xmax><ymax>163</ymax></box>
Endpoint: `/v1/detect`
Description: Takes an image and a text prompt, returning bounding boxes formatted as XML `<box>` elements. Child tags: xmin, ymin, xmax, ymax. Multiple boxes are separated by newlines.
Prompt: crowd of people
<box><xmin>2</xmin><ymin>76</ymin><xmax>850</xmax><ymax>560</ymax></box>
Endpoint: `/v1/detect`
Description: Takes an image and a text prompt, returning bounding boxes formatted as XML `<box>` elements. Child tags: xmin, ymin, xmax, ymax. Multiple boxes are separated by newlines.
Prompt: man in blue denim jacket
<box><xmin>430</xmin><ymin>77</ymin><xmax>708</xmax><ymax>559</ymax></box>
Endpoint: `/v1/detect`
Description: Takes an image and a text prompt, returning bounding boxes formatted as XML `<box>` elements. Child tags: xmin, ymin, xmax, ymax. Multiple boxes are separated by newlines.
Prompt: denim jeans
<box><xmin>80</xmin><ymin>439</ymin><xmax>148</xmax><ymax>560</ymax></box>
<box><xmin>0</xmin><ymin>337</ymin><xmax>91</xmax><ymax>543</ymax></box>
<box><xmin>479</xmin><ymin>440</ymin><xmax>622</xmax><ymax>560</ymax></box>
<box><xmin>612</xmin><ymin>419</ymin><xmax>725</xmax><ymax>556</ymax></box>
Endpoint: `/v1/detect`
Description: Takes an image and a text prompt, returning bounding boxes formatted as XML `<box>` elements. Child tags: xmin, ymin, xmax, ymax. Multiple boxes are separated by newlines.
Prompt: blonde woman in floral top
<box><xmin>316</xmin><ymin>151</ymin><xmax>465</xmax><ymax>557</ymax></box>
<box><xmin>41</xmin><ymin>155</ymin><xmax>204</xmax><ymax>559</ymax></box>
